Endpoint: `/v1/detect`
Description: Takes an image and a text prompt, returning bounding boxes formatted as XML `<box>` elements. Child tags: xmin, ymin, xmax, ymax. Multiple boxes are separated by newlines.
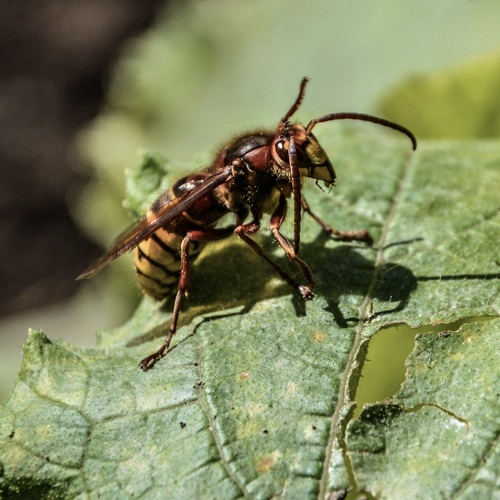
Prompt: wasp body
<box><xmin>78</xmin><ymin>78</ymin><xmax>416</xmax><ymax>370</ymax></box>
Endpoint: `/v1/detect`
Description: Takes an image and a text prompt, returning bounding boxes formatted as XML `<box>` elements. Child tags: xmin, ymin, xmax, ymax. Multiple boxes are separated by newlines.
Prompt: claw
<box><xmin>298</xmin><ymin>285</ymin><xmax>314</xmax><ymax>300</ymax></box>
<box><xmin>358</xmin><ymin>230</ymin><xmax>374</xmax><ymax>246</ymax></box>
<box><xmin>139</xmin><ymin>352</ymin><xmax>164</xmax><ymax>371</ymax></box>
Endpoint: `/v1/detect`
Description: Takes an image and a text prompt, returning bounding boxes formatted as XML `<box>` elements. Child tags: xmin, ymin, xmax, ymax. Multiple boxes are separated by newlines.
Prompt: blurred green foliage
<box><xmin>380</xmin><ymin>51</ymin><xmax>500</xmax><ymax>139</ymax></box>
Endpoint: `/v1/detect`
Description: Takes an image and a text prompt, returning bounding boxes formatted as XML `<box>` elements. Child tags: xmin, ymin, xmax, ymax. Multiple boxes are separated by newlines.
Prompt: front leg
<box><xmin>268</xmin><ymin>193</ymin><xmax>315</xmax><ymax>298</ymax></box>
<box><xmin>301</xmin><ymin>196</ymin><xmax>373</xmax><ymax>245</ymax></box>
<box><xmin>234</xmin><ymin>220</ymin><xmax>313</xmax><ymax>300</ymax></box>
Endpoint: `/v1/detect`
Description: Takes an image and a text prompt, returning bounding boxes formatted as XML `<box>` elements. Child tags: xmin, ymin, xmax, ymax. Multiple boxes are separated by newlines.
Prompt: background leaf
<box><xmin>1</xmin><ymin>129</ymin><xmax>499</xmax><ymax>498</ymax></box>
<box><xmin>379</xmin><ymin>51</ymin><xmax>500</xmax><ymax>139</ymax></box>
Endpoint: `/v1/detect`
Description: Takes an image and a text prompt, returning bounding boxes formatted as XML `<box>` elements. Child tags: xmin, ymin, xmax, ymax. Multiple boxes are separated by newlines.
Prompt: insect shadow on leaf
<box><xmin>127</xmin><ymin>234</ymin><xmax>421</xmax><ymax>351</ymax></box>
<box><xmin>298</xmin><ymin>231</ymin><xmax>419</xmax><ymax>327</ymax></box>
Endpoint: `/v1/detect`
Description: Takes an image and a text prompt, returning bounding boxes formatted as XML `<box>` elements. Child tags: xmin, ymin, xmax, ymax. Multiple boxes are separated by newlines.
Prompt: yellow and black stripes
<box><xmin>134</xmin><ymin>228</ymin><xmax>205</xmax><ymax>300</ymax></box>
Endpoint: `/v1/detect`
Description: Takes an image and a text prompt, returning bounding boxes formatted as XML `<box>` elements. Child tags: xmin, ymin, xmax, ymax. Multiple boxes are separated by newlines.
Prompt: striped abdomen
<box><xmin>134</xmin><ymin>226</ymin><xmax>204</xmax><ymax>300</ymax></box>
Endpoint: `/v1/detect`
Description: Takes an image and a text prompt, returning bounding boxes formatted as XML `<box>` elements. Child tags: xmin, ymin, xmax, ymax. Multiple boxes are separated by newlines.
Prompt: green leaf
<box><xmin>348</xmin><ymin>320</ymin><xmax>500</xmax><ymax>499</ymax></box>
<box><xmin>122</xmin><ymin>152</ymin><xmax>171</xmax><ymax>219</ymax></box>
<box><xmin>1</xmin><ymin>130</ymin><xmax>499</xmax><ymax>498</ymax></box>
<box><xmin>379</xmin><ymin>51</ymin><xmax>500</xmax><ymax>139</ymax></box>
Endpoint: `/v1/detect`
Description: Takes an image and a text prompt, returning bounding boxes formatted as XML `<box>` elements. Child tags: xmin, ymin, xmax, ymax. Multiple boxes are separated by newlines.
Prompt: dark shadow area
<box><xmin>300</xmin><ymin>231</ymin><xmax>419</xmax><ymax>326</ymax></box>
<box><xmin>0</xmin><ymin>476</ymin><xmax>67</xmax><ymax>500</ymax></box>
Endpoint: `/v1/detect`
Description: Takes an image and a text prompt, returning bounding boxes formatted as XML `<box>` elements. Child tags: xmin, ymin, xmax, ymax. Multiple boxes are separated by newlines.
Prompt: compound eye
<box><xmin>275</xmin><ymin>140</ymin><xmax>290</xmax><ymax>163</ymax></box>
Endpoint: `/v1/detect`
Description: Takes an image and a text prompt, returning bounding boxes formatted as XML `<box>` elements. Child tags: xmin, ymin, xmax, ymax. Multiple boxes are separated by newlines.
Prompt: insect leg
<box><xmin>139</xmin><ymin>226</ymin><xmax>235</xmax><ymax>371</ymax></box>
<box><xmin>301</xmin><ymin>196</ymin><xmax>373</xmax><ymax>245</ymax></box>
<box><xmin>268</xmin><ymin>194</ymin><xmax>315</xmax><ymax>298</ymax></box>
<box><xmin>289</xmin><ymin>135</ymin><xmax>302</xmax><ymax>256</ymax></box>
<box><xmin>234</xmin><ymin>222</ymin><xmax>313</xmax><ymax>299</ymax></box>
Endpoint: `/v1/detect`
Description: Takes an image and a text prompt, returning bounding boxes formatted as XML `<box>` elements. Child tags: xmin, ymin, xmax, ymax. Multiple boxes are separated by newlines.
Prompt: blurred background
<box><xmin>1</xmin><ymin>0</ymin><xmax>500</xmax><ymax>403</ymax></box>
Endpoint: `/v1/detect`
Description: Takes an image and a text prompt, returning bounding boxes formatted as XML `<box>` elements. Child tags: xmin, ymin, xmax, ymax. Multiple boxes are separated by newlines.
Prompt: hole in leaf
<box><xmin>345</xmin><ymin>316</ymin><xmax>496</xmax><ymax>498</ymax></box>
<box><xmin>352</xmin><ymin>316</ymin><xmax>494</xmax><ymax>419</ymax></box>
<box><xmin>352</xmin><ymin>324</ymin><xmax>415</xmax><ymax>420</ymax></box>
